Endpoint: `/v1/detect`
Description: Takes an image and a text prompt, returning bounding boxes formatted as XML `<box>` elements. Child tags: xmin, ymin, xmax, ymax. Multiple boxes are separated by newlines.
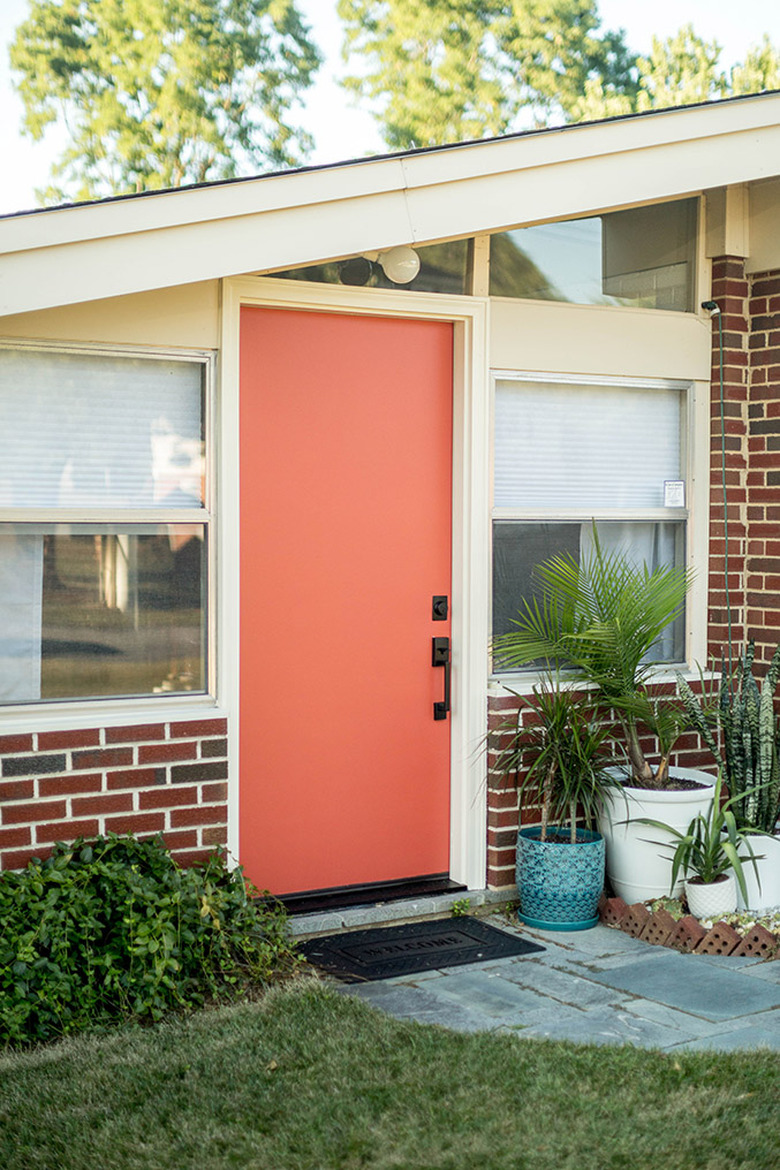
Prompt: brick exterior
<box><xmin>485</xmin><ymin>261</ymin><xmax>780</xmax><ymax>889</ymax></box>
<box><xmin>710</xmin><ymin>259</ymin><xmax>780</xmax><ymax>668</ymax></box>
<box><xmin>0</xmin><ymin>718</ymin><xmax>228</xmax><ymax>871</ymax></box>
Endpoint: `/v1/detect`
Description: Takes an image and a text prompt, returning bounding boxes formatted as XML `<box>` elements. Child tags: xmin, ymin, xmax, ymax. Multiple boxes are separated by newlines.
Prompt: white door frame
<box><xmin>219</xmin><ymin>276</ymin><xmax>489</xmax><ymax>890</ymax></box>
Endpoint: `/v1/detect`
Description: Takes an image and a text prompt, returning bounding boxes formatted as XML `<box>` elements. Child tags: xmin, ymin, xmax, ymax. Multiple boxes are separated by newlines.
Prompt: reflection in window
<box><xmin>492</xmin><ymin>521</ymin><xmax>686</xmax><ymax>668</ymax></box>
<box><xmin>489</xmin><ymin>199</ymin><xmax>697</xmax><ymax>311</ymax></box>
<box><xmin>0</xmin><ymin>526</ymin><xmax>206</xmax><ymax>703</ymax></box>
<box><xmin>268</xmin><ymin>240</ymin><xmax>472</xmax><ymax>295</ymax></box>
<box><xmin>0</xmin><ymin>345</ymin><xmax>211</xmax><ymax>706</ymax></box>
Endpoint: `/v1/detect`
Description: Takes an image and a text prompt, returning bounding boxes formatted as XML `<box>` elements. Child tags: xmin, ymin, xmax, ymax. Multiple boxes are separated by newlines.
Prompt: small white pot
<box><xmin>685</xmin><ymin>873</ymin><xmax>737</xmax><ymax>919</ymax></box>
<box><xmin>736</xmin><ymin>833</ymin><xmax>780</xmax><ymax>912</ymax></box>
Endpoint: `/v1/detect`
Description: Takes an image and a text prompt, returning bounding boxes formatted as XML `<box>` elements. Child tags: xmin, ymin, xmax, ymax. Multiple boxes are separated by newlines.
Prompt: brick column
<box><xmin>746</xmin><ymin>270</ymin><xmax>780</xmax><ymax>666</ymax></box>
<box><xmin>707</xmin><ymin>257</ymin><xmax>749</xmax><ymax>664</ymax></box>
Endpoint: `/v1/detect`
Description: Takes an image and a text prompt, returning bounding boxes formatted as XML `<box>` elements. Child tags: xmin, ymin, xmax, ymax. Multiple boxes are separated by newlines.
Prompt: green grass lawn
<box><xmin>1</xmin><ymin>982</ymin><xmax>778</xmax><ymax>1170</ymax></box>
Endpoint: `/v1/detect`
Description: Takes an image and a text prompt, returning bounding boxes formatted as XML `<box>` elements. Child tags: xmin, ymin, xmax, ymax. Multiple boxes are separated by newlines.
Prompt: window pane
<box><xmin>489</xmin><ymin>199</ymin><xmax>697</xmax><ymax>311</ymax></box>
<box><xmin>0</xmin><ymin>525</ymin><xmax>206</xmax><ymax>702</ymax></box>
<box><xmin>268</xmin><ymin>240</ymin><xmax>471</xmax><ymax>294</ymax></box>
<box><xmin>492</xmin><ymin>520</ymin><xmax>686</xmax><ymax>670</ymax></box>
<box><xmin>0</xmin><ymin>349</ymin><xmax>205</xmax><ymax>509</ymax></box>
<box><xmin>494</xmin><ymin>380</ymin><xmax>682</xmax><ymax>509</ymax></box>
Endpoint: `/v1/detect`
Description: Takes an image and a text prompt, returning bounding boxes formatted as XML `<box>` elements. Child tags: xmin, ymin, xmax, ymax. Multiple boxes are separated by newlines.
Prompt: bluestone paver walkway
<box><xmin>332</xmin><ymin>917</ymin><xmax>780</xmax><ymax>1052</ymax></box>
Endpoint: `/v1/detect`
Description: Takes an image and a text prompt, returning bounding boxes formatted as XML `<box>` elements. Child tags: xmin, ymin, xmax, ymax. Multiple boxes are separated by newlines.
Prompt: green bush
<box><xmin>0</xmin><ymin>834</ymin><xmax>300</xmax><ymax>1048</ymax></box>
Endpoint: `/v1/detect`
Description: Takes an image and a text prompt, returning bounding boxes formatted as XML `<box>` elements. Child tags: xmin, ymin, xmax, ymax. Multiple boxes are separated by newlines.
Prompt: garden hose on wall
<box><xmin>702</xmin><ymin>299</ymin><xmax>732</xmax><ymax>676</ymax></box>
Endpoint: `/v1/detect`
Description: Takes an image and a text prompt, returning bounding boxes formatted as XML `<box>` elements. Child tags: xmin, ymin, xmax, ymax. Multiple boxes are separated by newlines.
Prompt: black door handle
<box><xmin>432</xmin><ymin>636</ymin><xmax>450</xmax><ymax>721</ymax></box>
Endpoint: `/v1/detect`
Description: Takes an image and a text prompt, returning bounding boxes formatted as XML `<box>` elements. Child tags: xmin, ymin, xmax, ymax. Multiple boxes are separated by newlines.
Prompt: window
<box><xmin>492</xmin><ymin>375</ymin><xmax>688</xmax><ymax>672</ymax></box>
<box><xmin>489</xmin><ymin>199</ymin><xmax>697</xmax><ymax>312</ymax></box>
<box><xmin>268</xmin><ymin>240</ymin><xmax>473</xmax><ymax>294</ymax></box>
<box><xmin>0</xmin><ymin>344</ymin><xmax>210</xmax><ymax>704</ymax></box>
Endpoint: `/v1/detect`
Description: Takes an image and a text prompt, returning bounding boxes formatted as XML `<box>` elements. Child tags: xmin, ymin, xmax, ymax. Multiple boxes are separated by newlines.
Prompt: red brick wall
<box><xmin>706</xmin><ymin>258</ymin><xmax>780</xmax><ymax>669</ymax></box>
<box><xmin>484</xmin><ymin>693</ymin><xmax>711</xmax><ymax>890</ymax></box>
<box><xmin>707</xmin><ymin>257</ymin><xmax>749</xmax><ymax>661</ymax></box>
<box><xmin>0</xmin><ymin>717</ymin><xmax>228</xmax><ymax>871</ymax></box>
<box><xmin>745</xmin><ymin>266</ymin><xmax>780</xmax><ymax>665</ymax></box>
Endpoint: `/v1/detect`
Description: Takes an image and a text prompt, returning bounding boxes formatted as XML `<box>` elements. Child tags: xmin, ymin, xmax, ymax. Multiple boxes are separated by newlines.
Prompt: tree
<box><xmin>10</xmin><ymin>0</ymin><xmax>321</xmax><ymax>201</ymax></box>
<box><xmin>731</xmin><ymin>34</ymin><xmax>780</xmax><ymax>97</ymax></box>
<box><xmin>574</xmin><ymin>25</ymin><xmax>780</xmax><ymax>122</ymax></box>
<box><xmin>337</xmin><ymin>0</ymin><xmax>637</xmax><ymax>149</ymax></box>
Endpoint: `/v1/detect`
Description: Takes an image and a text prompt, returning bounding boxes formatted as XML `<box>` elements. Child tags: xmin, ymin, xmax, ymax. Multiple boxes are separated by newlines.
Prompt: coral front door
<box><xmin>239</xmin><ymin>306</ymin><xmax>453</xmax><ymax>895</ymax></box>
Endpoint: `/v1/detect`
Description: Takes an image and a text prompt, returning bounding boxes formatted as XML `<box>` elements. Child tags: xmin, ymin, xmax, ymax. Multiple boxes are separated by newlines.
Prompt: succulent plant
<box><xmin>678</xmin><ymin>642</ymin><xmax>780</xmax><ymax>834</ymax></box>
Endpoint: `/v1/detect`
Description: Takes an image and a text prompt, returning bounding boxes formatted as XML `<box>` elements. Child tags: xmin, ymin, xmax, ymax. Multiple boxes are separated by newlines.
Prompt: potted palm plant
<box><xmin>636</xmin><ymin>772</ymin><xmax>762</xmax><ymax>919</ymax></box>
<box><xmin>679</xmin><ymin>641</ymin><xmax>780</xmax><ymax>910</ymax></box>
<box><xmin>493</xmin><ymin>530</ymin><xmax>715</xmax><ymax>903</ymax></box>
<box><xmin>492</xmin><ymin>676</ymin><xmax>621</xmax><ymax>930</ymax></box>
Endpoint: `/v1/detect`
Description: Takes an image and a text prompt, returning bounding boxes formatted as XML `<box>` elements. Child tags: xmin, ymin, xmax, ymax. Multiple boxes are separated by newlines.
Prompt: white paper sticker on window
<box><xmin>664</xmin><ymin>480</ymin><xmax>685</xmax><ymax>508</ymax></box>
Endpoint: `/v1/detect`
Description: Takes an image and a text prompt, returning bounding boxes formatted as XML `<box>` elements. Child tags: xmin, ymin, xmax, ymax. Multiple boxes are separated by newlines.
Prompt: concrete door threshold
<box><xmin>288</xmin><ymin>888</ymin><xmax>516</xmax><ymax>939</ymax></box>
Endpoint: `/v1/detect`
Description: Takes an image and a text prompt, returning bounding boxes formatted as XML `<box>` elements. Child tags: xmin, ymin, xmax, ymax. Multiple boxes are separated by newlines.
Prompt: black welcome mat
<box><xmin>300</xmin><ymin>917</ymin><xmax>545</xmax><ymax>982</ymax></box>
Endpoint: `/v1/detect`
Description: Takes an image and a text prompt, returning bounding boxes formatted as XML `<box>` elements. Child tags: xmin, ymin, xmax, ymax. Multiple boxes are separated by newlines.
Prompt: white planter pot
<box><xmin>598</xmin><ymin>768</ymin><xmax>716</xmax><ymax>904</ymax></box>
<box><xmin>685</xmin><ymin>873</ymin><xmax>737</xmax><ymax>919</ymax></box>
<box><xmin>736</xmin><ymin>833</ymin><xmax>780</xmax><ymax>912</ymax></box>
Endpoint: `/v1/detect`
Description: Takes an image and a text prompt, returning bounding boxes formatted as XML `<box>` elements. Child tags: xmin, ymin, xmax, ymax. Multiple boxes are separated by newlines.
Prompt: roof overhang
<box><xmin>2</xmin><ymin>92</ymin><xmax>780</xmax><ymax>318</ymax></box>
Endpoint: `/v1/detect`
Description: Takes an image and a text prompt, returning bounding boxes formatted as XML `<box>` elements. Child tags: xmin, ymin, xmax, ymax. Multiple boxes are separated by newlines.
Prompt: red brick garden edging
<box><xmin>599</xmin><ymin>896</ymin><xmax>780</xmax><ymax>960</ymax></box>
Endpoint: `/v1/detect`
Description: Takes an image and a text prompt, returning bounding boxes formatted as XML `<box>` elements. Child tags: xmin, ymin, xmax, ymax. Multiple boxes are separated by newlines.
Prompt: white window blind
<box><xmin>494</xmin><ymin>380</ymin><xmax>682</xmax><ymax>510</ymax></box>
<box><xmin>0</xmin><ymin>349</ymin><xmax>203</xmax><ymax>510</ymax></box>
<box><xmin>0</xmin><ymin>532</ymin><xmax>42</xmax><ymax>700</ymax></box>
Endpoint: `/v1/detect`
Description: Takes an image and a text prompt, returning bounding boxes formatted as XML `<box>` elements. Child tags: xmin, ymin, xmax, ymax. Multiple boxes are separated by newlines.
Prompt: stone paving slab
<box><xmin>581</xmin><ymin>950</ymin><xmax>780</xmax><ymax>1021</ymax></box>
<box><xmin>338</xmin><ymin>981</ymin><xmax>499</xmax><ymax>1033</ymax></box>
<box><xmin>511</xmin><ymin>1005</ymin><xmax>704</xmax><ymax>1049</ymax></box>
<box><xmin>665</xmin><ymin>1022</ymin><xmax>780</xmax><ymax>1052</ymax></box>
<box><xmin>616</xmin><ymin>996</ymin><xmax>751</xmax><ymax>1039</ymax></box>
<box><xmin>496</xmin><ymin>958</ymin><xmax>627</xmax><ymax>1009</ymax></box>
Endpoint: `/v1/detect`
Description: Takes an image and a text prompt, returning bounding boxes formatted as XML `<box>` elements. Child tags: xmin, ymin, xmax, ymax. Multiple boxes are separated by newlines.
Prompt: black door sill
<box><xmin>262</xmin><ymin>875</ymin><xmax>466</xmax><ymax>917</ymax></box>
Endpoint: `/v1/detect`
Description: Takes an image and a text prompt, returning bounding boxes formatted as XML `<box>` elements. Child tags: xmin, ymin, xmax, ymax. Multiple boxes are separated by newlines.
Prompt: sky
<box><xmin>0</xmin><ymin>0</ymin><xmax>778</xmax><ymax>216</ymax></box>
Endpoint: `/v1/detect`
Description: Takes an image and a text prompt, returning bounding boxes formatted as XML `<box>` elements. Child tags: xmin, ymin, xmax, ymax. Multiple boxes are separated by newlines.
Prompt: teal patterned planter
<box><xmin>516</xmin><ymin>827</ymin><xmax>605</xmax><ymax>932</ymax></box>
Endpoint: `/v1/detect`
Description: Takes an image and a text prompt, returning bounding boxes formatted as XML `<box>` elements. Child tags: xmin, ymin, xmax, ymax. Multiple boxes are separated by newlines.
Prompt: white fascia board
<box><xmin>0</xmin><ymin>158</ymin><xmax>410</xmax><ymax>257</ymax></box>
<box><xmin>405</xmin><ymin>124</ymin><xmax>780</xmax><ymax>242</ymax></box>
<box><xmin>0</xmin><ymin>190</ymin><xmax>414</xmax><ymax>317</ymax></box>
<box><xmin>399</xmin><ymin>92</ymin><xmax>780</xmax><ymax>191</ymax></box>
<box><xmin>3</xmin><ymin>93</ymin><xmax>780</xmax><ymax>318</ymax></box>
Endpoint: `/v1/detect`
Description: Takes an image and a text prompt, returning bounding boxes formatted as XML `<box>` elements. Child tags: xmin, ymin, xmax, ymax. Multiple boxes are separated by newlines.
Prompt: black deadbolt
<box><xmin>432</xmin><ymin>595</ymin><xmax>448</xmax><ymax>621</ymax></box>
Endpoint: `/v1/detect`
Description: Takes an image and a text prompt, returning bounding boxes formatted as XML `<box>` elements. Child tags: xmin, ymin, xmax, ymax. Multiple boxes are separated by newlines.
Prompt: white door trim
<box><xmin>220</xmin><ymin>277</ymin><xmax>489</xmax><ymax>890</ymax></box>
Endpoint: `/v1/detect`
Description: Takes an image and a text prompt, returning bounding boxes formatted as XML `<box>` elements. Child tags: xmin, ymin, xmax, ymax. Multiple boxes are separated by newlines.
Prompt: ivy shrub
<box><xmin>0</xmin><ymin>834</ymin><xmax>300</xmax><ymax>1049</ymax></box>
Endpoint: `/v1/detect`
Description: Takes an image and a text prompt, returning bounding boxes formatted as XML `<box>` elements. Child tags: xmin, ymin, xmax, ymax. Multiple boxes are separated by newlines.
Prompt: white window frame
<box><xmin>489</xmin><ymin>369</ymin><xmax>710</xmax><ymax>690</ymax></box>
<box><xmin>0</xmin><ymin>337</ymin><xmax>219</xmax><ymax>728</ymax></box>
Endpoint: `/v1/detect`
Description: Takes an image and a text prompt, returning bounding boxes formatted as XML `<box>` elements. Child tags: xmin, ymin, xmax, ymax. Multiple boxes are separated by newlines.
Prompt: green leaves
<box><xmin>0</xmin><ymin>834</ymin><xmax>300</xmax><ymax>1049</ymax></box>
<box><xmin>491</xmin><ymin>677</ymin><xmax>621</xmax><ymax>842</ymax></box>
<box><xmin>337</xmin><ymin>0</ymin><xmax>636</xmax><ymax>149</ymax></box>
<box><xmin>492</xmin><ymin>528</ymin><xmax>692</xmax><ymax>785</ymax></box>
<box><xmin>573</xmin><ymin>24</ymin><xmax>780</xmax><ymax>121</ymax></box>
<box><xmin>715</xmin><ymin>642</ymin><xmax>780</xmax><ymax>833</ymax></box>
<box><xmin>636</xmin><ymin>772</ymin><xmax>763</xmax><ymax>902</ymax></box>
<box><xmin>10</xmin><ymin>0</ymin><xmax>321</xmax><ymax>201</ymax></box>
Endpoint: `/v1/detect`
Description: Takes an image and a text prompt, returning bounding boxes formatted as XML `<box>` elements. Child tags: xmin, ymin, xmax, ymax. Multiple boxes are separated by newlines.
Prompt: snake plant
<box><xmin>677</xmin><ymin>642</ymin><xmax>780</xmax><ymax>834</ymax></box>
